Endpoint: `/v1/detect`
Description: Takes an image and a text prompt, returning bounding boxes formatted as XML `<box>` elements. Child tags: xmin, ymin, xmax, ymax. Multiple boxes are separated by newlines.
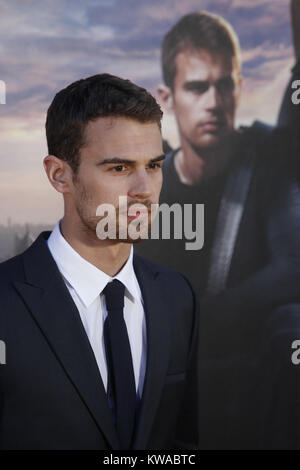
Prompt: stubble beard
<box><xmin>74</xmin><ymin>181</ymin><xmax>100</xmax><ymax>241</ymax></box>
<box><xmin>74</xmin><ymin>179</ymin><xmax>153</xmax><ymax>244</ymax></box>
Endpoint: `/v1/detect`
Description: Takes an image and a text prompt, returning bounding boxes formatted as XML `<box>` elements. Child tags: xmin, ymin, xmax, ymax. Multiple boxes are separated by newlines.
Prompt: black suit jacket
<box><xmin>0</xmin><ymin>232</ymin><xmax>198</xmax><ymax>450</ymax></box>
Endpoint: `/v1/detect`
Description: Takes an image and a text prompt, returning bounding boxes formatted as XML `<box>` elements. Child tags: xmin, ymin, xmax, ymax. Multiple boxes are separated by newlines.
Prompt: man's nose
<box><xmin>204</xmin><ymin>85</ymin><xmax>219</xmax><ymax>110</ymax></box>
<box><xmin>128</xmin><ymin>169</ymin><xmax>152</xmax><ymax>200</ymax></box>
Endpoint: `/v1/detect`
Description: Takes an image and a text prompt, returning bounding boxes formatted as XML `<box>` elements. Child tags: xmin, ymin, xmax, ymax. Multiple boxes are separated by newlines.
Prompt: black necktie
<box><xmin>103</xmin><ymin>279</ymin><xmax>136</xmax><ymax>450</ymax></box>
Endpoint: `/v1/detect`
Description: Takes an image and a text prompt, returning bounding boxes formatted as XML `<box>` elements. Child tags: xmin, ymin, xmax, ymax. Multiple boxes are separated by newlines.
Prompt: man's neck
<box><xmin>59</xmin><ymin>217</ymin><xmax>131</xmax><ymax>277</ymax></box>
<box><xmin>175</xmin><ymin>132</ymin><xmax>238</xmax><ymax>185</ymax></box>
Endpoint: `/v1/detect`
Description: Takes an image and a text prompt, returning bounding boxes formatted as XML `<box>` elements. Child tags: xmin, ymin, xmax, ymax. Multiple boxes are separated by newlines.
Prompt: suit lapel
<box><xmin>132</xmin><ymin>255</ymin><xmax>171</xmax><ymax>449</ymax></box>
<box><xmin>14</xmin><ymin>232</ymin><xmax>120</xmax><ymax>449</ymax></box>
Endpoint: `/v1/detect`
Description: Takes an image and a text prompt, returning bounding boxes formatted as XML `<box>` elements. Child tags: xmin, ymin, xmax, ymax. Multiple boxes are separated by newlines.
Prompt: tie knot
<box><xmin>103</xmin><ymin>279</ymin><xmax>125</xmax><ymax>311</ymax></box>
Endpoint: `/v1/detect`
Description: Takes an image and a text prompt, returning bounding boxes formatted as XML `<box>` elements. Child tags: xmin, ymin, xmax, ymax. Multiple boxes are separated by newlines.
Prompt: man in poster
<box><xmin>136</xmin><ymin>4</ymin><xmax>300</xmax><ymax>449</ymax></box>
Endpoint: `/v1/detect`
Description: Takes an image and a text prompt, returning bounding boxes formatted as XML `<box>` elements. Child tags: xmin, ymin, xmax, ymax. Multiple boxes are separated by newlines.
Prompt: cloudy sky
<box><xmin>0</xmin><ymin>0</ymin><xmax>294</xmax><ymax>224</ymax></box>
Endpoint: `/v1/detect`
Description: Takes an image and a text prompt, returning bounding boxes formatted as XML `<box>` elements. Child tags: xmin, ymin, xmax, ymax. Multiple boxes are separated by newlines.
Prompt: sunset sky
<box><xmin>0</xmin><ymin>0</ymin><xmax>294</xmax><ymax>224</ymax></box>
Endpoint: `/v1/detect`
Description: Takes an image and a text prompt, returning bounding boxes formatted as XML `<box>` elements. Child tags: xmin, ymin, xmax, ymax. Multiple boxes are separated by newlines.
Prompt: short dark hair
<box><xmin>46</xmin><ymin>73</ymin><xmax>163</xmax><ymax>173</ymax></box>
<box><xmin>162</xmin><ymin>11</ymin><xmax>241</xmax><ymax>89</ymax></box>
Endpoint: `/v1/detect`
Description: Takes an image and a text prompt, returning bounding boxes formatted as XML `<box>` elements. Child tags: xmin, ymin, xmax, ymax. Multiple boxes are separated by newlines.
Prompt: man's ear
<box><xmin>157</xmin><ymin>84</ymin><xmax>174</xmax><ymax>112</ymax></box>
<box><xmin>43</xmin><ymin>155</ymin><xmax>73</xmax><ymax>194</ymax></box>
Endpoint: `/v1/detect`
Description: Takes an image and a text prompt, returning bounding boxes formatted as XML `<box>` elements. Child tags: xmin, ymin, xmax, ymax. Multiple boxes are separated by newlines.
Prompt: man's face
<box><xmin>69</xmin><ymin>116</ymin><xmax>163</xmax><ymax>242</ymax></box>
<box><xmin>171</xmin><ymin>48</ymin><xmax>241</xmax><ymax>151</ymax></box>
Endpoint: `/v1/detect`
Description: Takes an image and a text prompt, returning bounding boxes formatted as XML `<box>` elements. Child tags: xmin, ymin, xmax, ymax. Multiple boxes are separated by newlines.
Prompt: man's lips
<box><xmin>200</xmin><ymin>120</ymin><xmax>223</xmax><ymax>131</ymax></box>
<box><xmin>127</xmin><ymin>212</ymin><xmax>140</xmax><ymax>220</ymax></box>
<box><xmin>127</xmin><ymin>211</ymin><xmax>150</xmax><ymax>220</ymax></box>
<box><xmin>126</xmin><ymin>206</ymin><xmax>151</xmax><ymax>220</ymax></box>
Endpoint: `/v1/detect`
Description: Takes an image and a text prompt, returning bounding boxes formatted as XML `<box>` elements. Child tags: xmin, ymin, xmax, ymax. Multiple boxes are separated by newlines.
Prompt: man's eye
<box><xmin>148</xmin><ymin>162</ymin><xmax>162</xmax><ymax>170</ymax></box>
<box><xmin>111</xmin><ymin>165</ymin><xmax>126</xmax><ymax>172</ymax></box>
<box><xmin>184</xmin><ymin>83</ymin><xmax>209</xmax><ymax>94</ymax></box>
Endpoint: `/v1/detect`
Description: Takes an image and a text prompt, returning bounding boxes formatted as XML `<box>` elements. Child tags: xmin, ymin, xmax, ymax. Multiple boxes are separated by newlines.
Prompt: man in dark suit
<box><xmin>0</xmin><ymin>74</ymin><xmax>199</xmax><ymax>450</ymax></box>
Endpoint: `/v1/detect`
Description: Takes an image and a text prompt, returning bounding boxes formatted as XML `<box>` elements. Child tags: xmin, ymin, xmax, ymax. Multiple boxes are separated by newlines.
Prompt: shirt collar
<box><xmin>47</xmin><ymin>221</ymin><xmax>141</xmax><ymax>308</ymax></box>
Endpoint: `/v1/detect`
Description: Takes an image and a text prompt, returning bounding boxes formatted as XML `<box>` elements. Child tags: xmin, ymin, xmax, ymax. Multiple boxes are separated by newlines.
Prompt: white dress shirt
<box><xmin>47</xmin><ymin>221</ymin><xmax>147</xmax><ymax>399</ymax></box>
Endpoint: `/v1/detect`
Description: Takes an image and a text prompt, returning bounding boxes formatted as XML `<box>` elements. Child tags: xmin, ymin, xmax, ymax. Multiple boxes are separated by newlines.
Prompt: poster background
<box><xmin>0</xmin><ymin>0</ymin><xmax>293</xmax><ymax>259</ymax></box>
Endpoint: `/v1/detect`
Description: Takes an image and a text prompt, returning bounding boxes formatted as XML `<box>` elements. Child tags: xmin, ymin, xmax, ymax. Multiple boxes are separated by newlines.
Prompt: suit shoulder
<box><xmin>134</xmin><ymin>252</ymin><xmax>180</xmax><ymax>277</ymax></box>
<box><xmin>134</xmin><ymin>253</ymin><xmax>195</xmax><ymax>297</ymax></box>
<box><xmin>0</xmin><ymin>253</ymin><xmax>24</xmax><ymax>288</ymax></box>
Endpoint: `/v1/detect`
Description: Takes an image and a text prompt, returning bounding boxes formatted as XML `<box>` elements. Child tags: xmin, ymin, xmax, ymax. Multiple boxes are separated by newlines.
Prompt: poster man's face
<box><xmin>168</xmin><ymin>49</ymin><xmax>241</xmax><ymax>151</ymax></box>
